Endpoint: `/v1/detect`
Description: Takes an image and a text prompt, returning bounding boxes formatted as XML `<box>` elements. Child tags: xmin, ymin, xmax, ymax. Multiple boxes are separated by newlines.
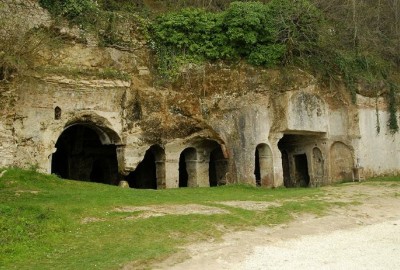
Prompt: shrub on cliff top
<box><xmin>151</xmin><ymin>0</ymin><xmax>322</xmax><ymax>68</ymax></box>
<box><xmin>152</xmin><ymin>9</ymin><xmax>223</xmax><ymax>58</ymax></box>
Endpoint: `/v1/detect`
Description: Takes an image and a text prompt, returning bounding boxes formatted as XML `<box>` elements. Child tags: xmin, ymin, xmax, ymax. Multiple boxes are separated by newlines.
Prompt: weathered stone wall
<box><xmin>7</xmin><ymin>76</ymin><xmax>128</xmax><ymax>172</ymax></box>
<box><xmin>3</xmin><ymin>62</ymin><xmax>400</xmax><ymax>185</ymax></box>
<box><xmin>0</xmin><ymin>84</ymin><xmax>16</xmax><ymax>168</ymax></box>
<box><xmin>356</xmin><ymin>95</ymin><xmax>400</xmax><ymax>177</ymax></box>
<box><xmin>2</xmin><ymin>0</ymin><xmax>400</xmax><ymax>186</ymax></box>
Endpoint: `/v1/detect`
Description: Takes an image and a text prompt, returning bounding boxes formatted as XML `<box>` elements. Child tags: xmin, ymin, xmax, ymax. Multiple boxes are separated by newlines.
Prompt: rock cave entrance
<box><xmin>294</xmin><ymin>154</ymin><xmax>310</xmax><ymax>187</ymax></box>
<box><xmin>254</xmin><ymin>143</ymin><xmax>274</xmax><ymax>187</ymax></box>
<box><xmin>278</xmin><ymin>134</ymin><xmax>323</xmax><ymax>188</ymax></box>
<box><xmin>127</xmin><ymin>145</ymin><xmax>165</xmax><ymax>189</ymax></box>
<box><xmin>209</xmin><ymin>146</ymin><xmax>228</xmax><ymax>187</ymax></box>
<box><xmin>51</xmin><ymin>124</ymin><xmax>118</xmax><ymax>185</ymax></box>
<box><xmin>179</xmin><ymin>147</ymin><xmax>197</xmax><ymax>188</ymax></box>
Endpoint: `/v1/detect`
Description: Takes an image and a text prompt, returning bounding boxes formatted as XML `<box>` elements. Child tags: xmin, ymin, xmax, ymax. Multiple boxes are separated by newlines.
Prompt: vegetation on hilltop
<box><xmin>150</xmin><ymin>1</ymin><xmax>322</xmax><ymax>78</ymax></box>
<box><xmin>1</xmin><ymin>1</ymin><xmax>400</xmax><ymax>131</ymax></box>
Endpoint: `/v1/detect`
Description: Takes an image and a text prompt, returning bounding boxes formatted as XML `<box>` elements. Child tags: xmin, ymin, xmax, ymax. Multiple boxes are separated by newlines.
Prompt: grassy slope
<box><xmin>1</xmin><ymin>168</ymin><xmax>391</xmax><ymax>269</ymax></box>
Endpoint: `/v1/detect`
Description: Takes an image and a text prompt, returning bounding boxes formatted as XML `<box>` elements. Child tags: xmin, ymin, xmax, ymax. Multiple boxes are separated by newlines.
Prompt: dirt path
<box><xmin>153</xmin><ymin>183</ymin><xmax>400</xmax><ymax>269</ymax></box>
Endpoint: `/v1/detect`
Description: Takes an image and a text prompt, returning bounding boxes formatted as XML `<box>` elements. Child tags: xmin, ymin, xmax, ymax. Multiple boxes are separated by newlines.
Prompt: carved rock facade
<box><xmin>1</xmin><ymin>1</ymin><xmax>400</xmax><ymax>188</ymax></box>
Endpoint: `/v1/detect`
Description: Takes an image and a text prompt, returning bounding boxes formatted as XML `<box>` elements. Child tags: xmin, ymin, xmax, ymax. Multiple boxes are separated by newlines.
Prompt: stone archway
<box><xmin>127</xmin><ymin>145</ymin><xmax>165</xmax><ymax>189</ymax></box>
<box><xmin>185</xmin><ymin>138</ymin><xmax>229</xmax><ymax>187</ymax></box>
<box><xmin>179</xmin><ymin>147</ymin><xmax>197</xmax><ymax>188</ymax></box>
<box><xmin>254</xmin><ymin>143</ymin><xmax>274</xmax><ymax>187</ymax></box>
<box><xmin>51</xmin><ymin>124</ymin><xmax>119</xmax><ymax>185</ymax></box>
<box><xmin>330</xmin><ymin>142</ymin><xmax>353</xmax><ymax>182</ymax></box>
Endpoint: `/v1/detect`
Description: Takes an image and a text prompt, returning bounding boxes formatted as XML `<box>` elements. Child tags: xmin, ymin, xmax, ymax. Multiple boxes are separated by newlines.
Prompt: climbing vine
<box><xmin>388</xmin><ymin>82</ymin><xmax>399</xmax><ymax>134</ymax></box>
<box><xmin>375</xmin><ymin>95</ymin><xmax>381</xmax><ymax>134</ymax></box>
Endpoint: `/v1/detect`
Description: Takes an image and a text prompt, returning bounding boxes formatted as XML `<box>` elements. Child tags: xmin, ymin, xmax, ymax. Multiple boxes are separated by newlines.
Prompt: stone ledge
<box><xmin>41</xmin><ymin>75</ymin><xmax>131</xmax><ymax>88</ymax></box>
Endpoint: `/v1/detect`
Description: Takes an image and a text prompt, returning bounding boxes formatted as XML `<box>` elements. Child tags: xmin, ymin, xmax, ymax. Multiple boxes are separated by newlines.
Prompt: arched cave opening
<box><xmin>179</xmin><ymin>147</ymin><xmax>197</xmax><ymax>188</ymax></box>
<box><xmin>209</xmin><ymin>146</ymin><xmax>228</xmax><ymax>187</ymax></box>
<box><xmin>127</xmin><ymin>150</ymin><xmax>157</xmax><ymax>189</ymax></box>
<box><xmin>127</xmin><ymin>145</ymin><xmax>165</xmax><ymax>189</ymax></box>
<box><xmin>51</xmin><ymin>124</ymin><xmax>118</xmax><ymax>185</ymax></box>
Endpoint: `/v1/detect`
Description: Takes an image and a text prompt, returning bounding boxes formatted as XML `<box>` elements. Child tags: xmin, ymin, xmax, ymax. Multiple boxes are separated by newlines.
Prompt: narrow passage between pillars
<box><xmin>179</xmin><ymin>147</ymin><xmax>197</xmax><ymax>188</ymax></box>
<box><xmin>209</xmin><ymin>146</ymin><xmax>228</xmax><ymax>187</ymax></box>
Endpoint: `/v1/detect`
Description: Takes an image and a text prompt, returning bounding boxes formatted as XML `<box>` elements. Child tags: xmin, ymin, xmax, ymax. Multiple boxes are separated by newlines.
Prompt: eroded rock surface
<box><xmin>1</xmin><ymin>1</ymin><xmax>400</xmax><ymax>188</ymax></box>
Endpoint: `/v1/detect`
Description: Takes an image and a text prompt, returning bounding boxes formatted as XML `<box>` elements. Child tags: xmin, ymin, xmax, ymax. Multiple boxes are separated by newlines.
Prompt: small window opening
<box><xmin>55</xmin><ymin>106</ymin><xmax>61</xmax><ymax>120</ymax></box>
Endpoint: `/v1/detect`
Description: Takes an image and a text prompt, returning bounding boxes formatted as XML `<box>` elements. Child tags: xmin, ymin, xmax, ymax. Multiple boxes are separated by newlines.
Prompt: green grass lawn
<box><xmin>0</xmin><ymin>168</ymin><xmax>398</xmax><ymax>269</ymax></box>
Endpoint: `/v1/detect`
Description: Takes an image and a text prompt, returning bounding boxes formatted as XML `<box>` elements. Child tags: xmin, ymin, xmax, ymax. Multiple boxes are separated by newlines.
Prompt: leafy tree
<box><xmin>266</xmin><ymin>0</ymin><xmax>323</xmax><ymax>62</ymax></box>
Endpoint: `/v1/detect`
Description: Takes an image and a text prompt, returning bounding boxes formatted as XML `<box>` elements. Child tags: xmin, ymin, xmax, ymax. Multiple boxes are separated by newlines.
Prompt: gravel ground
<box><xmin>239</xmin><ymin>219</ymin><xmax>400</xmax><ymax>270</ymax></box>
<box><xmin>151</xmin><ymin>184</ymin><xmax>400</xmax><ymax>270</ymax></box>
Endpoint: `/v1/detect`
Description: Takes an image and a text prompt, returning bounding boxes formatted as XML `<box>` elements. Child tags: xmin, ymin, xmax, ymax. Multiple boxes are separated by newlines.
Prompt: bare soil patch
<box><xmin>216</xmin><ymin>201</ymin><xmax>281</xmax><ymax>211</ymax></box>
<box><xmin>114</xmin><ymin>204</ymin><xmax>229</xmax><ymax>219</ymax></box>
<box><xmin>81</xmin><ymin>217</ymin><xmax>106</xmax><ymax>224</ymax></box>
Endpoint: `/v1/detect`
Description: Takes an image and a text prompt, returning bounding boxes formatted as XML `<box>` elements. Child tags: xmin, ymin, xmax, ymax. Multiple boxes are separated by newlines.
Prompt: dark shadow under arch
<box><xmin>51</xmin><ymin>124</ymin><xmax>118</xmax><ymax>185</ymax></box>
<box><xmin>278</xmin><ymin>134</ymin><xmax>314</xmax><ymax>188</ymax></box>
<box><xmin>209</xmin><ymin>146</ymin><xmax>228</xmax><ymax>187</ymax></box>
<box><xmin>127</xmin><ymin>145</ymin><xmax>166</xmax><ymax>189</ymax></box>
<box><xmin>179</xmin><ymin>147</ymin><xmax>197</xmax><ymax>188</ymax></box>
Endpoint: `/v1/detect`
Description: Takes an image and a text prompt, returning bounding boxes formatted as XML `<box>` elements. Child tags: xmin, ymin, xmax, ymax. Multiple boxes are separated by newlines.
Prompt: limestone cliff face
<box><xmin>1</xmin><ymin>1</ymin><xmax>400</xmax><ymax>188</ymax></box>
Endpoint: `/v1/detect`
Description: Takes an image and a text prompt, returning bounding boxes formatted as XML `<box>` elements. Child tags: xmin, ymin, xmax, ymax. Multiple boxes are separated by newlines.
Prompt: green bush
<box><xmin>97</xmin><ymin>0</ymin><xmax>143</xmax><ymax>12</ymax></box>
<box><xmin>151</xmin><ymin>9</ymin><xmax>226</xmax><ymax>59</ymax></box>
<box><xmin>223</xmin><ymin>2</ymin><xmax>271</xmax><ymax>55</ymax></box>
<box><xmin>248</xmin><ymin>44</ymin><xmax>286</xmax><ymax>66</ymax></box>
